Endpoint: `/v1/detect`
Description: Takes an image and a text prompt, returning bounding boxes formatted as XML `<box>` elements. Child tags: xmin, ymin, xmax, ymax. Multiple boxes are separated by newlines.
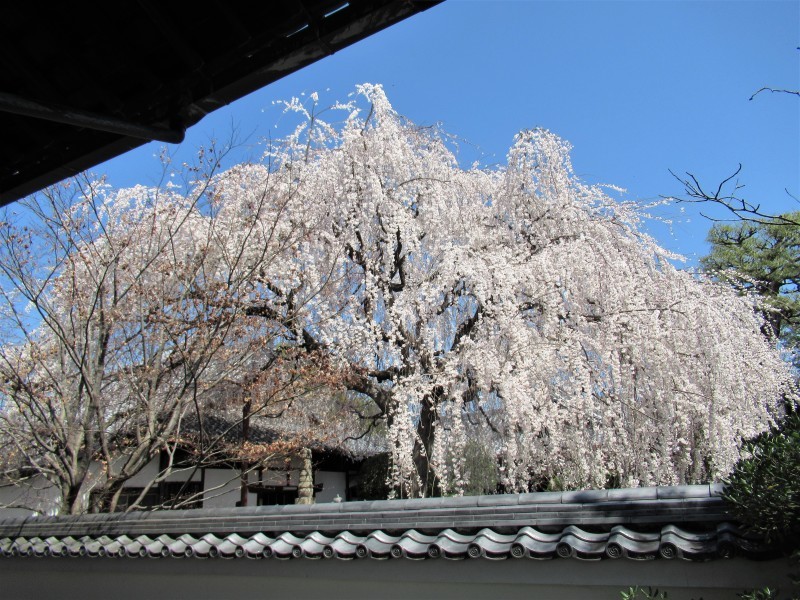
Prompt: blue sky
<box><xmin>98</xmin><ymin>0</ymin><xmax>800</xmax><ymax>266</ymax></box>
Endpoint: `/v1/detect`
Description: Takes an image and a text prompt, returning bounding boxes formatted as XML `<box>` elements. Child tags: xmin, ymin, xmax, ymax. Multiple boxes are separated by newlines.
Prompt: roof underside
<box><xmin>0</xmin><ymin>0</ymin><xmax>440</xmax><ymax>207</ymax></box>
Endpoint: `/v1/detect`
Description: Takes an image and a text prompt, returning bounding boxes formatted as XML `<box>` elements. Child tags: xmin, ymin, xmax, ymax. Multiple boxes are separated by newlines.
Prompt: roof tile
<box><xmin>0</xmin><ymin>485</ymin><xmax>773</xmax><ymax>562</ymax></box>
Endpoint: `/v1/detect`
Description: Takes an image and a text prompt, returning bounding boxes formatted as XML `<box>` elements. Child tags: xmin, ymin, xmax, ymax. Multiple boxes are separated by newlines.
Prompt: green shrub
<box><xmin>620</xmin><ymin>586</ymin><xmax>786</xmax><ymax>599</ymax></box>
<box><xmin>738</xmin><ymin>589</ymin><xmax>781</xmax><ymax>600</ymax></box>
<box><xmin>724</xmin><ymin>412</ymin><xmax>800</xmax><ymax>548</ymax></box>
<box><xmin>620</xmin><ymin>586</ymin><xmax>669</xmax><ymax>599</ymax></box>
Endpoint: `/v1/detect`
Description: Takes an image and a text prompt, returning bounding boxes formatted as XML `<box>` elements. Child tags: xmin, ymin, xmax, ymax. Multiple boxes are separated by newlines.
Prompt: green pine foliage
<box><xmin>701</xmin><ymin>213</ymin><xmax>800</xmax><ymax>356</ymax></box>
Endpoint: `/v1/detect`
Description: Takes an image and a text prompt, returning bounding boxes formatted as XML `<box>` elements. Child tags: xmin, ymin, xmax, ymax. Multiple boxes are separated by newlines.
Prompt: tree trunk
<box><xmin>239</xmin><ymin>400</ymin><xmax>251</xmax><ymax>507</ymax></box>
<box><xmin>412</xmin><ymin>394</ymin><xmax>440</xmax><ymax>497</ymax></box>
<box><xmin>94</xmin><ymin>479</ymin><xmax>125</xmax><ymax>513</ymax></box>
<box><xmin>62</xmin><ymin>483</ymin><xmax>85</xmax><ymax>516</ymax></box>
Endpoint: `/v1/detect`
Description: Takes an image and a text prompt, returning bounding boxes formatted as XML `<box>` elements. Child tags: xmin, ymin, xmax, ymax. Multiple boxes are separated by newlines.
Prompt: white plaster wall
<box><xmin>202</xmin><ymin>468</ymin><xmax>253</xmax><ymax>508</ymax></box>
<box><xmin>1</xmin><ymin>457</ymin><xmax>349</xmax><ymax>515</ymax></box>
<box><xmin>122</xmin><ymin>458</ymin><xmax>161</xmax><ymax>487</ymax></box>
<box><xmin>314</xmin><ymin>471</ymin><xmax>346</xmax><ymax>503</ymax></box>
<box><xmin>124</xmin><ymin>457</ymin><xmax>201</xmax><ymax>487</ymax></box>
<box><xmin>0</xmin><ymin>456</ymin><xmax>206</xmax><ymax>519</ymax></box>
<box><xmin>0</xmin><ymin>555</ymin><xmax>794</xmax><ymax>600</ymax></box>
<box><xmin>0</xmin><ymin>475</ymin><xmax>60</xmax><ymax>518</ymax></box>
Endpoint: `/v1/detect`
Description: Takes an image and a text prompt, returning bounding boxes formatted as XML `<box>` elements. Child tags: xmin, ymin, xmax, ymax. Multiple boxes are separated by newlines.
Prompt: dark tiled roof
<box><xmin>0</xmin><ymin>484</ymin><xmax>771</xmax><ymax>561</ymax></box>
<box><xmin>181</xmin><ymin>412</ymin><xmax>383</xmax><ymax>460</ymax></box>
<box><xmin>0</xmin><ymin>522</ymin><xmax>758</xmax><ymax>561</ymax></box>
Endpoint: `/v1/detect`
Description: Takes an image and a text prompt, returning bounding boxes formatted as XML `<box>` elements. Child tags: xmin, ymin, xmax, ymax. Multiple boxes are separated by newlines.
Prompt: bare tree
<box><xmin>0</xmin><ymin>145</ymin><xmax>344</xmax><ymax>514</ymax></box>
<box><xmin>669</xmin><ymin>63</ymin><xmax>799</xmax><ymax>225</ymax></box>
<box><xmin>669</xmin><ymin>163</ymin><xmax>800</xmax><ymax>226</ymax></box>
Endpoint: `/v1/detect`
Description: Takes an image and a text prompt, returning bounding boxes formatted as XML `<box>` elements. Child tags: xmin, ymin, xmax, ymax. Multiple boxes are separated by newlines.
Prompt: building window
<box><xmin>255</xmin><ymin>486</ymin><xmax>299</xmax><ymax>506</ymax></box>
